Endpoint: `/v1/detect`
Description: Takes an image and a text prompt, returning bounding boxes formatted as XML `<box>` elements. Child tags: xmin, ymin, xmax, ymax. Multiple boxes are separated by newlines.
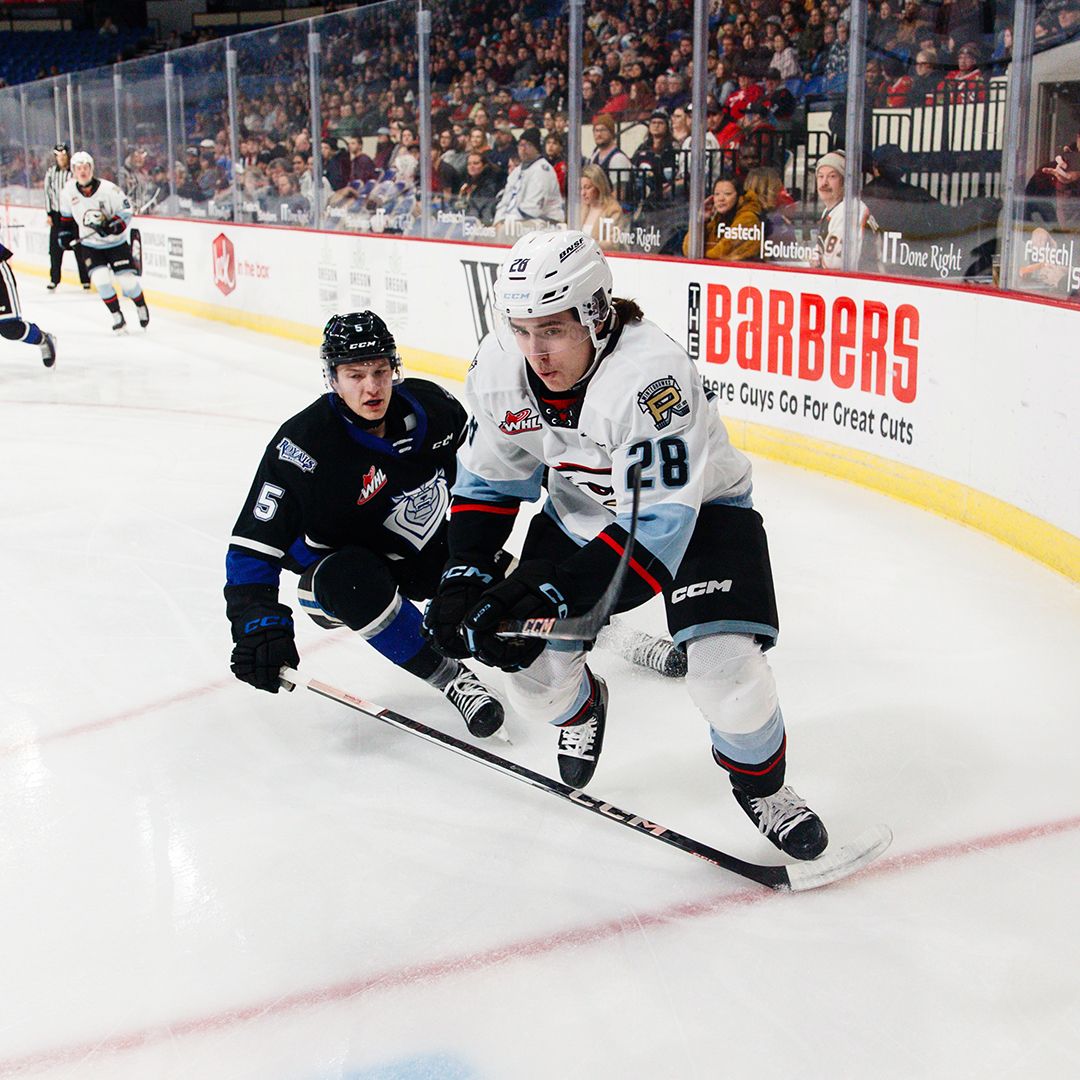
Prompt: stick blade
<box><xmin>784</xmin><ymin>824</ymin><xmax>893</xmax><ymax>892</ymax></box>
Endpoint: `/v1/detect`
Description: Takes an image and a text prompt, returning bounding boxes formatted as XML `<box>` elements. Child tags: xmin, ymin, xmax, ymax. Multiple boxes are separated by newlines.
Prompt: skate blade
<box><xmin>490</xmin><ymin>724</ymin><xmax>512</xmax><ymax>746</ymax></box>
<box><xmin>784</xmin><ymin>824</ymin><xmax>893</xmax><ymax>892</ymax></box>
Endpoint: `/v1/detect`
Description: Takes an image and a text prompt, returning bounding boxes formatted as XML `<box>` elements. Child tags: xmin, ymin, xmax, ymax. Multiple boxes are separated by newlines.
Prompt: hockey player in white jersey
<box><xmin>62</xmin><ymin>151</ymin><xmax>150</xmax><ymax>332</ymax></box>
<box><xmin>424</xmin><ymin>230</ymin><xmax>829</xmax><ymax>860</ymax></box>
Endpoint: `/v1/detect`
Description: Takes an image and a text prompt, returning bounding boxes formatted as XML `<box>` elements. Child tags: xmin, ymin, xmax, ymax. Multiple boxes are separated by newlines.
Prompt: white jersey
<box><xmin>493</xmin><ymin>157</ymin><xmax>565</xmax><ymax>227</ymax></box>
<box><xmin>816</xmin><ymin>197</ymin><xmax>876</xmax><ymax>271</ymax></box>
<box><xmin>60</xmin><ymin>177</ymin><xmax>133</xmax><ymax>250</ymax></box>
<box><xmin>457</xmin><ymin>317</ymin><xmax>752</xmax><ymax>579</ymax></box>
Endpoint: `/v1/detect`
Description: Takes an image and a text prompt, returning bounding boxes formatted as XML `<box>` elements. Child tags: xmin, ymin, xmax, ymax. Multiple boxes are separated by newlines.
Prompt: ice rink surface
<box><xmin>1</xmin><ymin>280</ymin><xmax>1078</xmax><ymax>1080</ymax></box>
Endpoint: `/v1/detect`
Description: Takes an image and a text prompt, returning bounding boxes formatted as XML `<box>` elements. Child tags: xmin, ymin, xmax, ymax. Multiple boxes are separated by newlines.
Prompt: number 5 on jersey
<box><xmin>254</xmin><ymin>482</ymin><xmax>285</xmax><ymax>521</ymax></box>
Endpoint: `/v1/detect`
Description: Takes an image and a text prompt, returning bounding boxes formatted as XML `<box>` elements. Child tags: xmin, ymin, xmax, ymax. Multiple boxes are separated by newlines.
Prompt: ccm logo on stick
<box><xmin>672</xmin><ymin>579</ymin><xmax>732</xmax><ymax>603</ymax></box>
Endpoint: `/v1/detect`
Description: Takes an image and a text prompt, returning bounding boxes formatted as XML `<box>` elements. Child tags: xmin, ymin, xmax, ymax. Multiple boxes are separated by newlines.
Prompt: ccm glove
<box><xmin>91</xmin><ymin>217</ymin><xmax>126</xmax><ymax>237</ymax></box>
<box><xmin>423</xmin><ymin>562</ymin><xmax>497</xmax><ymax>659</ymax></box>
<box><xmin>230</xmin><ymin>603</ymin><xmax>299</xmax><ymax>693</ymax></box>
<box><xmin>463</xmin><ymin>560</ymin><xmax>569</xmax><ymax>673</ymax></box>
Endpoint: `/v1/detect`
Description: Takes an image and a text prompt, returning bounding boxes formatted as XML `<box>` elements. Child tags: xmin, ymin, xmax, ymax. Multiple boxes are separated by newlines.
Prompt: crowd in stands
<box><xmin>3</xmin><ymin>0</ymin><xmax>1079</xmax><ymax>280</ymax></box>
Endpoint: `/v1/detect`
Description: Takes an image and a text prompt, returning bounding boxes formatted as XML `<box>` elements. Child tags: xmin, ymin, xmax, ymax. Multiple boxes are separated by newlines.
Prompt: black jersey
<box><xmin>226</xmin><ymin>379</ymin><xmax>467</xmax><ymax>607</ymax></box>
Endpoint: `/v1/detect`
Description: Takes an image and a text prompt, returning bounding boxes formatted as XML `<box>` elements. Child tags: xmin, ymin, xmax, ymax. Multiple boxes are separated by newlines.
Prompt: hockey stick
<box><xmin>280</xmin><ymin>667</ymin><xmax>892</xmax><ymax>892</ymax></box>
<box><xmin>494</xmin><ymin>462</ymin><xmax>643</xmax><ymax>643</ymax></box>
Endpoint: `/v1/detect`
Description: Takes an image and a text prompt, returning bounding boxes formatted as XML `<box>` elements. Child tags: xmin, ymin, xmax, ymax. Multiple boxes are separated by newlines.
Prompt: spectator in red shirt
<box><xmin>934</xmin><ymin>41</ymin><xmax>987</xmax><ymax>103</ymax></box>
<box><xmin>881</xmin><ymin>56</ymin><xmax>915</xmax><ymax>107</ymax></box>
<box><xmin>600</xmin><ymin>75</ymin><xmax>633</xmax><ymax>121</ymax></box>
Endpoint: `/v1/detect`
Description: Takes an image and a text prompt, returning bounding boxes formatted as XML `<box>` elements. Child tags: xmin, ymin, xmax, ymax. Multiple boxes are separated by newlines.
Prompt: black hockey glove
<box><xmin>423</xmin><ymin>561</ymin><xmax>497</xmax><ymax>659</ymax></box>
<box><xmin>462</xmin><ymin>560</ymin><xmax>569</xmax><ymax>673</ymax></box>
<box><xmin>230</xmin><ymin>603</ymin><xmax>299</xmax><ymax>693</ymax></box>
<box><xmin>91</xmin><ymin>217</ymin><xmax>125</xmax><ymax>237</ymax></box>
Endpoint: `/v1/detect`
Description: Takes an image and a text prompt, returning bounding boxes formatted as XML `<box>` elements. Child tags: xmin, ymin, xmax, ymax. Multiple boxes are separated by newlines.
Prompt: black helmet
<box><xmin>54</xmin><ymin>142</ymin><xmax>70</xmax><ymax>155</ymax></box>
<box><xmin>320</xmin><ymin>311</ymin><xmax>402</xmax><ymax>383</ymax></box>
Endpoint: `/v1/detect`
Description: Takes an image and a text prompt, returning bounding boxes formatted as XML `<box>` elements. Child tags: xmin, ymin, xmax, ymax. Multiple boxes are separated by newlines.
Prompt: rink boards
<box><xmin>2</xmin><ymin>204</ymin><xmax>1076</xmax><ymax>579</ymax></box>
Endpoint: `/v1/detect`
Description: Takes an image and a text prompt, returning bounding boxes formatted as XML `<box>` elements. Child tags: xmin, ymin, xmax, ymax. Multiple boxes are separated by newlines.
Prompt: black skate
<box><xmin>733</xmin><ymin>786</ymin><xmax>829</xmax><ymax>861</ymax></box>
<box><xmin>556</xmin><ymin>672</ymin><xmax>608</xmax><ymax>788</ymax></box>
<box><xmin>40</xmin><ymin>332</ymin><xmax>57</xmax><ymax>368</ymax></box>
<box><xmin>443</xmin><ymin>667</ymin><xmax>504</xmax><ymax>738</ymax></box>
<box><xmin>46</xmin><ymin>282</ymin><xmax>58</xmax><ymax>291</ymax></box>
<box><xmin>111</xmin><ymin>311</ymin><xmax>127</xmax><ymax>333</ymax></box>
<box><xmin>136</xmin><ymin>302</ymin><xmax>150</xmax><ymax>328</ymax></box>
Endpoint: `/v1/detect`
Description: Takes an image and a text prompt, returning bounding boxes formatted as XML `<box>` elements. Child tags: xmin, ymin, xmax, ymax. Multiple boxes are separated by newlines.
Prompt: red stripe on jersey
<box><xmin>451</xmin><ymin>502</ymin><xmax>519</xmax><ymax>516</ymax></box>
<box><xmin>598</xmin><ymin>531</ymin><xmax>663</xmax><ymax>594</ymax></box>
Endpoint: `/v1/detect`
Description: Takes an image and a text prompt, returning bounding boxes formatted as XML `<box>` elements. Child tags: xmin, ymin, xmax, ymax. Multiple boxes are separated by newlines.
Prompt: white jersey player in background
<box><xmin>424</xmin><ymin>230</ymin><xmax>829</xmax><ymax>861</ymax></box>
<box><xmin>62</xmin><ymin>151</ymin><xmax>150</xmax><ymax>332</ymax></box>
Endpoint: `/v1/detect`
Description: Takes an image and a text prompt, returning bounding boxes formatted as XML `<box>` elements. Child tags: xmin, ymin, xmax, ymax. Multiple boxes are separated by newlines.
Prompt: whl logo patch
<box><xmin>276</xmin><ymin>437</ymin><xmax>317</xmax><ymax>473</ymax></box>
<box><xmin>357</xmin><ymin>465</ymin><xmax>388</xmax><ymax>505</ymax></box>
<box><xmin>498</xmin><ymin>407</ymin><xmax>542</xmax><ymax>435</ymax></box>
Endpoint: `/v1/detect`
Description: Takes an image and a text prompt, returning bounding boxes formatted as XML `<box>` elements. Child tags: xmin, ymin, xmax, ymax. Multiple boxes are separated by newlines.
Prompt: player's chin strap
<box><xmin>493</xmin><ymin>462</ymin><xmax>643</xmax><ymax>644</ymax></box>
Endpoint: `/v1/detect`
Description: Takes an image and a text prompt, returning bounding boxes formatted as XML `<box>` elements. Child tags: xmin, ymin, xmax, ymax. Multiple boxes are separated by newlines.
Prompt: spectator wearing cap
<box><xmin>319</xmin><ymin>138</ymin><xmax>349</xmax><ymax>191</ymax></box>
<box><xmin>812</xmin><ymin>149</ymin><xmax>878</xmax><ymax>271</ymax></box>
<box><xmin>724</xmin><ymin>70</ymin><xmax>765</xmax><ymax>125</ymax></box>
<box><xmin>861</xmin><ymin>143</ymin><xmax>941</xmax><ymax>239</ymax></box>
<box><xmin>761</xmin><ymin>67</ymin><xmax>796</xmax><ymax>125</ymax></box>
<box><xmin>632</xmin><ymin>109</ymin><xmax>678</xmax><ymax>207</ymax></box>
<box><xmin>372</xmin><ymin>128</ymin><xmax>395</xmax><ymax>173</ymax></box>
<box><xmin>493</xmin><ymin>126</ymin><xmax>565</xmax><ymax>233</ymax></box>
<box><xmin>487</xmin><ymin>124</ymin><xmax>518</xmax><ymax>183</ymax></box>
<box><xmin>934</xmin><ymin>42</ymin><xmax>987</xmax><ymax>103</ymax></box>
<box><xmin>589</xmin><ymin>113</ymin><xmax>634</xmax><ymax>178</ymax></box>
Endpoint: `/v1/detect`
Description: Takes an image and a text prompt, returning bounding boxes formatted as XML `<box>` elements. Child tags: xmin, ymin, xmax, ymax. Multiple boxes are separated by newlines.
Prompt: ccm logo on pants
<box><xmin>671</xmin><ymin>579</ymin><xmax>732</xmax><ymax>603</ymax></box>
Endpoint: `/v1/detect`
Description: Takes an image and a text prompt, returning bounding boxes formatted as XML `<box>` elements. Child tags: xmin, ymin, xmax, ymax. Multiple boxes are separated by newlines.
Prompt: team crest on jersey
<box><xmin>356</xmin><ymin>464</ymin><xmax>388</xmax><ymax>505</ymax></box>
<box><xmin>637</xmin><ymin>376</ymin><xmax>690</xmax><ymax>430</ymax></box>
<box><xmin>383</xmin><ymin>468</ymin><xmax>449</xmax><ymax>550</ymax></box>
<box><xmin>498</xmin><ymin>407</ymin><xmax>542</xmax><ymax>435</ymax></box>
<box><xmin>276</xmin><ymin>437</ymin><xmax>317</xmax><ymax>473</ymax></box>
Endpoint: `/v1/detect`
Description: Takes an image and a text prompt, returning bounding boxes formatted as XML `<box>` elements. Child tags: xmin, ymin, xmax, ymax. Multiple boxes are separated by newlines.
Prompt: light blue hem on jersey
<box><xmin>453</xmin><ymin>463</ymin><xmax>545</xmax><ymax>503</ymax></box>
<box><xmin>674</xmin><ymin>619</ymin><xmax>779</xmax><ymax>650</ymax></box>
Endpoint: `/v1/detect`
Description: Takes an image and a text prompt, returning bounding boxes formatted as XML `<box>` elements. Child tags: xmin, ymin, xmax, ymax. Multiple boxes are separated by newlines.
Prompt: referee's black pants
<box><xmin>48</xmin><ymin>212</ymin><xmax>89</xmax><ymax>287</ymax></box>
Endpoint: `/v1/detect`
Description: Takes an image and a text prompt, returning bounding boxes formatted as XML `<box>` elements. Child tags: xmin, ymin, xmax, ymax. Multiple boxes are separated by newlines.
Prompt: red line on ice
<box><xmin>0</xmin><ymin>812</ymin><xmax>1077</xmax><ymax>1076</ymax></box>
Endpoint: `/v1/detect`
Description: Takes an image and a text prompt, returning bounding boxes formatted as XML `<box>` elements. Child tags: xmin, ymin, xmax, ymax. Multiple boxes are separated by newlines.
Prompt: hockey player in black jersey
<box><xmin>225</xmin><ymin>311</ymin><xmax>504</xmax><ymax>738</ymax></box>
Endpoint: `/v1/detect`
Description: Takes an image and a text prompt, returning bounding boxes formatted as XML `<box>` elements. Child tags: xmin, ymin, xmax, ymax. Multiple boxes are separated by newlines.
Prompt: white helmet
<box><xmin>70</xmin><ymin>151</ymin><xmax>94</xmax><ymax>171</ymax></box>
<box><xmin>494</xmin><ymin>229</ymin><xmax>614</xmax><ymax>349</ymax></box>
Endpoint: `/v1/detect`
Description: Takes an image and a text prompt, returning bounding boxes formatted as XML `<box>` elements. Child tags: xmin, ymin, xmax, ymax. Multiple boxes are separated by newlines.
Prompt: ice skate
<box><xmin>111</xmin><ymin>310</ymin><xmax>127</xmax><ymax>333</ymax></box>
<box><xmin>46</xmin><ymin>281</ymin><xmax>58</xmax><ymax>292</ymax></box>
<box><xmin>39</xmin><ymin>332</ymin><xmax>56</xmax><ymax>368</ymax></box>
<box><xmin>556</xmin><ymin>672</ymin><xmax>607</xmax><ymax>788</ymax></box>
<box><xmin>443</xmin><ymin>666</ymin><xmax>504</xmax><ymax>738</ymax></box>
<box><xmin>733</xmin><ymin>785</ymin><xmax>829</xmax><ymax>861</ymax></box>
<box><xmin>136</xmin><ymin>301</ymin><xmax>150</xmax><ymax>329</ymax></box>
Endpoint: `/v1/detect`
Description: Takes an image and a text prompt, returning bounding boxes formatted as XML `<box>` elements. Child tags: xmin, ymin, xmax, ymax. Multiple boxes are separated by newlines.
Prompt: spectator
<box><xmin>372</xmin><ymin>128</ymin><xmax>395</xmax><ymax>173</ymax></box>
<box><xmin>545</xmin><ymin>132</ymin><xmax>568</xmax><ymax>197</ymax></box>
<box><xmin>724</xmin><ymin>70</ymin><xmax>765</xmax><ymax>124</ymax></box>
<box><xmin>599</xmin><ymin>76</ymin><xmax>631</xmax><ymax>122</ymax></box>
<box><xmin>493</xmin><ymin>128</ymin><xmax>565</xmax><ymax>233</ymax></box>
<box><xmin>909</xmin><ymin>49</ymin><xmax>939</xmax><ymax>101</ymax></box>
<box><xmin>631</xmin><ymin>108</ymin><xmax>678</xmax><ymax>207</ymax></box>
<box><xmin>487</xmin><ymin>124</ymin><xmax>518</xmax><ymax>181</ymax></box>
<box><xmin>438</xmin><ymin>128</ymin><xmax>468</xmax><ymax>189</ymax></box>
<box><xmin>798</xmin><ymin>8</ymin><xmax>826</xmax><ymax>63</ymax></box>
<box><xmin>589</xmin><ymin>113</ymin><xmax>633</xmax><ymax>177</ymax></box>
<box><xmin>344</xmin><ymin>136</ymin><xmax>377</xmax><ymax>185</ymax></box>
<box><xmin>811</xmin><ymin>149</ymin><xmax>877</xmax><ymax>271</ymax></box>
<box><xmin>760</xmin><ymin>67</ymin><xmax>796</xmax><ymax>125</ymax></box>
<box><xmin>861</xmin><ymin>143</ymin><xmax>941</xmax><ymax>238</ymax></box>
<box><xmin>321</xmin><ymin>138</ymin><xmax>350</xmax><ymax>191</ymax></box>
<box><xmin>579</xmin><ymin>163</ymin><xmax>627</xmax><ymax>251</ymax></box>
<box><xmin>683</xmin><ymin>176</ymin><xmax>765</xmax><ymax>261</ymax></box>
<box><xmin>824</xmin><ymin>20</ymin><xmax>850</xmax><ymax>96</ymax></box>
<box><xmin>1040</xmin><ymin>128</ymin><xmax>1080</xmax><ymax>233</ymax></box>
<box><xmin>294</xmin><ymin>153</ymin><xmax>332</xmax><ymax>207</ymax></box>
<box><xmin>768</xmin><ymin>30</ymin><xmax>801</xmax><ymax>79</ymax></box>
<box><xmin>864</xmin><ymin>58</ymin><xmax>889</xmax><ymax>108</ymax></box>
<box><xmin>934</xmin><ymin>41</ymin><xmax>987</xmax><ymax>103</ymax></box>
<box><xmin>881</xmin><ymin>56</ymin><xmax>915</xmax><ymax>107</ymax></box>
<box><xmin>744</xmin><ymin>165</ymin><xmax>797</xmax><ymax>244</ymax></box>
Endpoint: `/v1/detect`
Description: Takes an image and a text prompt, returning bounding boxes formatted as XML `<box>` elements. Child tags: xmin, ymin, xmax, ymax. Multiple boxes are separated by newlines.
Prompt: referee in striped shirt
<box><xmin>45</xmin><ymin>143</ymin><xmax>89</xmax><ymax>291</ymax></box>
